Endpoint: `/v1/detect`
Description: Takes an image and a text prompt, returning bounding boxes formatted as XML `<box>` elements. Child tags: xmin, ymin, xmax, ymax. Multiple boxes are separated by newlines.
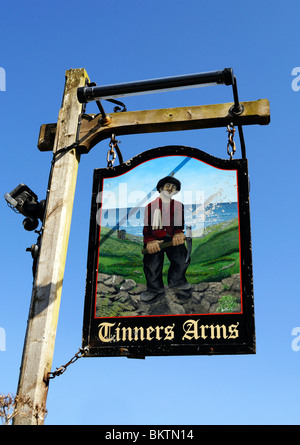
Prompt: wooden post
<box><xmin>13</xmin><ymin>68</ymin><xmax>89</xmax><ymax>425</ymax></box>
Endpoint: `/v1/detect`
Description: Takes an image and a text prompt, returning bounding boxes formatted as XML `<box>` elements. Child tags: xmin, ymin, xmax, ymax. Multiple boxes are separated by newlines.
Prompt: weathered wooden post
<box><xmin>13</xmin><ymin>68</ymin><xmax>89</xmax><ymax>425</ymax></box>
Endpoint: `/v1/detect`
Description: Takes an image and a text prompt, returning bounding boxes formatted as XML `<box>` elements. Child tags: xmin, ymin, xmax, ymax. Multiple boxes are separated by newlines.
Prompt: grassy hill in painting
<box><xmin>98</xmin><ymin>217</ymin><xmax>240</xmax><ymax>284</ymax></box>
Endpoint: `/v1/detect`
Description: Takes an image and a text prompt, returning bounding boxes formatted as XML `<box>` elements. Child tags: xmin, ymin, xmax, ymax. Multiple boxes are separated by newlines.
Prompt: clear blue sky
<box><xmin>102</xmin><ymin>156</ymin><xmax>237</xmax><ymax>208</ymax></box>
<box><xmin>1</xmin><ymin>0</ymin><xmax>299</xmax><ymax>425</ymax></box>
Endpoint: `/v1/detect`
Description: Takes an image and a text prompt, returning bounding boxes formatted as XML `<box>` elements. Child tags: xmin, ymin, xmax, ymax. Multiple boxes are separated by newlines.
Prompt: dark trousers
<box><xmin>143</xmin><ymin>241</ymin><xmax>190</xmax><ymax>291</ymax></box>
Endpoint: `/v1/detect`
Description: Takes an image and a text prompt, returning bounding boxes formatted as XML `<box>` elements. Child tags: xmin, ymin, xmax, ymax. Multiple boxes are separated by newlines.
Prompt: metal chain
<box><xmin>107</xmin><ymin>146</ymin><xmax>117</xmax><ymax>167</ymax></box>
<box><xmin>107</xmin><ymin>134</ymin><xmax>123</xmax><ymax>167</ymax></box>
<box><xmin>46</xmin><ymin>347</ymin><xmax>89</xmax><ymax>381</ymax></box>
<box><xmin>226</xmin><ymin>123</ymin><xmax>236</xmax><ymax>160</ymax></box>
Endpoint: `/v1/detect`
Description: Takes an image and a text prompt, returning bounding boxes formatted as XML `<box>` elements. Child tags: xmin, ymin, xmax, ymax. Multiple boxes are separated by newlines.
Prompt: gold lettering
<box><xmin>182</xmin><ymin>320</ymin><xmax>199</xmax><ymax>340</ymax></box>
<box><xmin>154</xmin><ymin>326</ymin><xmax>164</xmax><ymax>340</ymax></box>
<box><xmin>182</xmin><ymin>320</ymin><xmax>240</xmax><ymax>341</ymax></box>
<box><xmin>98</xmin><ymin>322</ymin><xmax>116</xmax><ymax>342</ymax></box>
<box><xmin>146</xmin><ymin>326</ymin><xmax>155</xmax><ymax>340</ymax></box>
<box><xmin>209</xmin><ymin>324</ymin><xmax>227</xmax><ymax>339</ymax></box>
<box><xmin>134</xmin><ymin>326</ymin><xmax>145</xmax><ymax>341</ymax></box>
<box><xmin>228</xmin><ymin>322</ymin><xmax>239</xmax><ymax>339</ymax></box>
<box><xmin>121</xmin><ymin>327</ymin><xmax>133</xmax><ymax>341</ymax></box>
<box><xmin>199</xmin><ymin>324</ymin><xmax>208</xmax><ymax>339</ymax></box>
<box><xmin>164</xmin><ymin>324</ymin><xmax>175</xmax><ymax>340</ymax></box>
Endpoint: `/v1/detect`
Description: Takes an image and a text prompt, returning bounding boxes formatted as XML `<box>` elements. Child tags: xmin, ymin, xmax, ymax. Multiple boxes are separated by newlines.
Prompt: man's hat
<box><xmin>156</xmin><ymin>174</ymin><xmax>181</xmax><ymax>192</ymax></box>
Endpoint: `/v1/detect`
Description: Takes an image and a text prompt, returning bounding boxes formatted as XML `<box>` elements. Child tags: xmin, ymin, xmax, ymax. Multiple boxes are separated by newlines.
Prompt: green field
<box><xmin>98</xmin><ymin>218</ymin><xmax>240</xmax><ymax>284</ymax></box>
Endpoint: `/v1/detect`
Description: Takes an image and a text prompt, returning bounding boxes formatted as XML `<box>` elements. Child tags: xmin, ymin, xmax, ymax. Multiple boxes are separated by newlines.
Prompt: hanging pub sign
<box><xmin>82</xmin><ymin>145</ymin><xmax>255</xmax><ymax>358</ymax></box>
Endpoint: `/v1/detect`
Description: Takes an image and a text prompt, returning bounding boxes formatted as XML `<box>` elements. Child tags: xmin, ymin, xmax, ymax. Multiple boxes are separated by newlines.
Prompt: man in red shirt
<box><xmin>141</xmin><ymin>175</ymin><xmax>191</xmax><ymax>302</ymax></box>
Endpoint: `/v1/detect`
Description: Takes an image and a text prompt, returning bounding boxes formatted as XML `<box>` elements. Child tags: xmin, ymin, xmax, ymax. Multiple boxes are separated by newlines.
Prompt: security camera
<box><xmin>4</xmin><ymin>183</ymin><xmax>46</xmax><ymax>231</ymax></box>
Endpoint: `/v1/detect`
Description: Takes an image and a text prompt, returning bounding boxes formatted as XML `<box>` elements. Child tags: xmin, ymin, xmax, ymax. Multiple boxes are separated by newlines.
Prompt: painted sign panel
<box><xmin>82</xmin><ymin>145</ymin><xmax>255</xmax><ymax>358</ymax></box>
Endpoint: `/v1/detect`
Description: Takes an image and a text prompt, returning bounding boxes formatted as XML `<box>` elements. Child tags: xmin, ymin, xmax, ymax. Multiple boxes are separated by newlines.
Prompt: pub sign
<box><xmin>82</xmin><ymin>145</ymin><xmax>255</xmax><ymax>358</ymax></box>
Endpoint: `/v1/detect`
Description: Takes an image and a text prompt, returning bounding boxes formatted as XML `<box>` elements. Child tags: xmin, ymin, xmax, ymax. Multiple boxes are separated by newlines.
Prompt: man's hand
<box><xmin>146</xmin><ymin>240</ymin><xmax>163</xmax><ymax>254</ymax></box>
<box><xmin>172</xmin><ymin>232</ymin><xmax>186</xmax><ymax>246</ymax></box>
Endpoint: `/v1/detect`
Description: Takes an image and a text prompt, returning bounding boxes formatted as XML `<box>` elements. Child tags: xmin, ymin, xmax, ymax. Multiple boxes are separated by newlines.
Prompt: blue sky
<box><xmin>101</xmin><ymin>156</ymin><xmax>237</xmax><ymax>208</ymax></box>
<box><xmin>1</xmin><ymin>0</ymin><xmax>300</xmax><ymax>425</ymax></box>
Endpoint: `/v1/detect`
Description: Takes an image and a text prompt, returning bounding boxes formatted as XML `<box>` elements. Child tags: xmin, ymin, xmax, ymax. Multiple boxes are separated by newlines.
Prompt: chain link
<box><xmin>107</xmin><ymin>134</ymin><xmax>123</xmax><ymax>167</ymax></box>
<box><xmin>107</xmin><ymin>134</ymin><xmax>119</xmax><ymax>167</ymax></box>
<box><xmin>46</xmin><ymin>347</ymin><xmax>89</xmax><ymax>381</ymax></box>
<box><xmin>107</xmin><ymin>147</ymin><xmax>117</xmax><ymax>167</ymax></box>
<box><xmin>226</xmin><ymin>123</ymin><xmax>236</xmax><ymax>160</ymax></box>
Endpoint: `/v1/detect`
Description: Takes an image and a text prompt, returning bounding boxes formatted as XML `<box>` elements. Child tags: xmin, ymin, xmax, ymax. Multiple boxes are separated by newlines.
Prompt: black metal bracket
<box><xmin>227</xmin><ymin>72</ymin><xmax>246</xmax><ymax>158</ymax></box>
<box><xmin>78</xmin><ymin>68</ymin><xmax>234</xmax><ymax>103</ymax></box>
<box><xmin>78</xmin><ymin>68</ymin><xmax>247</xmax><ymax>158</ymax></box>
<box><xmin>85</xmin><ymin>81</ymin><xmax>127</xmax><ymax>123</ymax></box>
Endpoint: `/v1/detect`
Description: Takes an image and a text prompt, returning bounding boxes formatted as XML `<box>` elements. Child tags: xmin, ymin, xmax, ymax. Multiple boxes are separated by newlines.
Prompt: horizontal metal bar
<box><xmin>77</xmin><ymin>68</ymin><xmax>234</xmax><ymax>103</ymax></box>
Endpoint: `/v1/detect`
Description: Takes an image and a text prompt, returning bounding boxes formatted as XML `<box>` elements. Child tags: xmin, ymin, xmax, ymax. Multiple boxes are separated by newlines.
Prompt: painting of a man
<box><xmin>141</xmin><ymin>174</ymin><xmax>191</xmax><ymax>302</ymax></box>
